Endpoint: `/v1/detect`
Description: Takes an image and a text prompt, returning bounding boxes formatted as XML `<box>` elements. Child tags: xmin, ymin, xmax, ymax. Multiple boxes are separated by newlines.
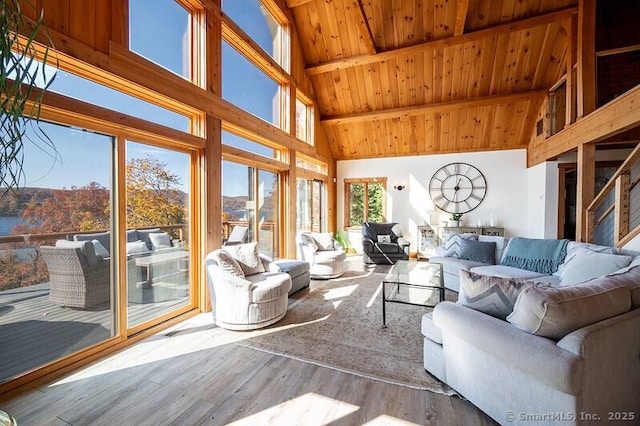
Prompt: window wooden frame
<box><xmin>344</xmin><ymin>177</ymin><xmax>387</xmax><ymax>229</ymax></box>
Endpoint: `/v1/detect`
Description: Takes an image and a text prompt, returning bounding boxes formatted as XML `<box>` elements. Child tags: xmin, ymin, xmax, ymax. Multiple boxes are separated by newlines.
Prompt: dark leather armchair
<box><xmin>362</xmin><ymin>222</ymin><xmax>410</xmax><ymax>264</ymax></box>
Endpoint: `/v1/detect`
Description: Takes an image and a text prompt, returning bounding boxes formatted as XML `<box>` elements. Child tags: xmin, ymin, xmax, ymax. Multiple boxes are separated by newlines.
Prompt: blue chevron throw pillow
<box><xmin>444</xmin><ymin>233</ymin><xmax>478</xmax><ymax>258</ymax></box>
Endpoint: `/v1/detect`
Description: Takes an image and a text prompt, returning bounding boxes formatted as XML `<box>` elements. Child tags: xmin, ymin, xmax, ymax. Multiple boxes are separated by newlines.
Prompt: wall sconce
<box><xmin>394</xmin><ymin>185</ymin><xmax>405</xmax><ymax>191</ymax></box>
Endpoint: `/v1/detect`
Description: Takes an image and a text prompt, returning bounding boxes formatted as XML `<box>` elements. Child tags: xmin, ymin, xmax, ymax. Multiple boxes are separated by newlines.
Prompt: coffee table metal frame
<box><xmin>382</xmin><ymin>260</ymin><xmax>444</xmax><ymax>326</ymax></box>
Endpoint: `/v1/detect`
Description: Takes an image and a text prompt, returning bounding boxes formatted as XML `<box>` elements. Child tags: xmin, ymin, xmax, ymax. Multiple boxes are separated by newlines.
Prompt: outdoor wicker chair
<box><xmin>41</xmin><ymin>245</ymin><xmax>111</xmax><ymax>309</ymax></box>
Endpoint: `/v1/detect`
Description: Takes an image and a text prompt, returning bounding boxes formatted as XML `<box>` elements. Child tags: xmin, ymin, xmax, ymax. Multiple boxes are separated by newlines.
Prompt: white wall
<box><xmin>337</xmin><ymin>150</ymin><xmax>558</xmax><ymax>251</ymax></box>
<box><xmin>527</xmin><ymin>161</ymin><xmax>559</xmax><ymax>238</ymax></box>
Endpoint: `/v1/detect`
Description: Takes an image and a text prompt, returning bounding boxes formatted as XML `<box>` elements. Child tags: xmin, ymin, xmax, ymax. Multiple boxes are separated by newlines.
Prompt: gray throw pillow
<box><xmin>458</xmin><ymin>270</ymin><xmax>534</xmax><ymax>320</ymax></box>
<box><xmin>444</xmin><ymin>233</ymin><xmax>478</xmax><ymax>258</ymax></box>
<box><xmin>310</xmin><ymin>232</ymin><xmax>334</xmax><ymax>251</ymax></box>
<box><xmin>92</xmin><ymin>239</ymin><xmax>110</xmax><ymax>259</ymax></box>
<box><xmin>223</xmin><ymin>242</ymin><xmax>266</xmax><ymax>276</ymax></box>
<box><xmin>458</xmin><ymin>239</ymin><xmax>496</xmax><ymax>264</ymax></box>
<box><xmin>212</xmin><ymin>250</ymin><xmax>245</xmax><ymax>278</ymax></box>
<box><xmin>149</xmin><ymin>232</ymin><xmax>172</xmax><ymax>250</ymax></box>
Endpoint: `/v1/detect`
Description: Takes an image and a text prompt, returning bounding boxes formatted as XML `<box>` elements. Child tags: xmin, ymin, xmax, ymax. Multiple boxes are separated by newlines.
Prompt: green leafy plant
<box><xmin>1</xmin><ymin>0</ymin><xmax>57</xmax><ymax>196</ymax></box>
<box><xmin>449</xmin><ymin>213</ymin><xmax>463</xmax><ymax>222</ymax></box>
<box><xmin>334</xmin><ymin>230</ymin><xmax>357</xmax><ymax>255</ymax></box>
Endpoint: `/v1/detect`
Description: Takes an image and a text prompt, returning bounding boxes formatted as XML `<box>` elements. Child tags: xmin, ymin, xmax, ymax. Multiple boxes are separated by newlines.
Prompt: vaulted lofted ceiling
<box><xmin>287</xmin><ymin>0</ymin><xmax>578</xmax><ymax>160</ymax></box>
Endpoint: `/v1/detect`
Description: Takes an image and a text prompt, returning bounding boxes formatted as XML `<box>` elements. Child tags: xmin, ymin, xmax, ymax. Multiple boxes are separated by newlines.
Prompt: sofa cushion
<box><xmin>554</xmin><ymin>241</ymin><xmax>616</xmax><ymax>277</ymax></box>
<box><xmin>430</xmin><ymin>256</ymin><xmax>488</xmax><ymax>277</ymax></box>
<box><xmin>421</xmin><ymin>312</ymin><xmax>442</xmax><ymax>344</ymax></box>
<box><xmin>310</xmin><ymin>232</ymin><xmax>335</xmax><ymax>251</ymax></box>
<box><xmin>91</xmin><ymin>239</ymin><xmax>110</xmax><ymax>259</ymax></box>
<box><xmin>137</xmin><ymin>228</ymin><xmax>163</xmax><ymax>250</ymax></box>
<box><xmin>126</xmin><ymin>229</ymin><xmax>139</xmax><ymax>243</ymax></box>
<box><xmin>559</xmin><ymin>247</ymin><xmax>632</xmax><ymax>286</ymax></box>
<box><xmin>211</xmin><ymin>250</ymin><xmax>245</xmax><ymax>278</ymax></box>
<box><xmin>56</xmin><ymin>239</ymin><xmax>99</xmax><ymax>266</ymax></box>
<box><xmin>470</xmin><ymin>264</ymin><xmax>546</xmax><ymax>280</ymax></box>
<box><xmin>299</xmin><ymin>233</ymin><xmax>318</xmax><ymax>251</ymax></box>
<box><xmin>507</xmin><ymin>277</ymin><xmax>631</xmax><ymax>340</ymax></box>
<box><xmin>74</xmin><ymin>232</ymin><xmax>110</xmax><ymax>255</ymax></box>
<box><xmin>149</xmin><ymin>232</ymin><xmax>172</xmax><ymax>250</ymax></box>
<box><xmin>126</xmin><ymin>240</ymin><xmax>149</xmax><ymax>255</ymax></box>
<box><xmin>606</xmin><ymin>265</ymin><xmax>640</xmax><ymax>309</ymax></box>
<box><xmin>444</xmin><ymin>233</ymin><xmax>478</xmax><ymax>258</ymax></box>
<box><xmin>223</xmin><ymin>242</ymin><xmax>266</xmax><ymax>276</ymax></box>
<box><xmin>458</xmin><ymin>270</ymin><xmax>535</xmax><ymax>320</ymax></box>
<box><xmin>458</xmin><ymin>239</ymin><xmax>496</xmax><ymax>264</ymax></box>
<box><xmin>478</xmin><ymin>235</ymin><xmax>509</xmax><ymax>263</ymax></box>
<box><xmin>376</xmin><ymin>242</ymin><xmax>401</xmax><ymax>254</ymax></box>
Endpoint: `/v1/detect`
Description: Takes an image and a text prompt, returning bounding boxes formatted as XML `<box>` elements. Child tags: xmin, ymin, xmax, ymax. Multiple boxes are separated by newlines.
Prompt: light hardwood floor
<box><xmin>0</xmin><ymin>312</ymin><xmax>495</xmax><ymax>425</ymax></box>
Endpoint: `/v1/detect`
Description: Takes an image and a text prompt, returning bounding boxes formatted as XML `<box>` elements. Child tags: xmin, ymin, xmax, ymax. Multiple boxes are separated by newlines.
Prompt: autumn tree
<box><xmin>13</xmin><ymin>182</ymin><xmax>110</xmax><ymax>234</ymax></box>
<box><xmin>126</xmin><ymin>155</ymin><xmax>185</xmax><ymax>229</ymax></box>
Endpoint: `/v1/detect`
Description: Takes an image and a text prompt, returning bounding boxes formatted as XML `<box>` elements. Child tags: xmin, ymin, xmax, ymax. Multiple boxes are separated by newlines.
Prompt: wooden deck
<box><xmin>0</xmin><ymin>282</ymin><xmax>189</xmax><ymax>384</ymax></box>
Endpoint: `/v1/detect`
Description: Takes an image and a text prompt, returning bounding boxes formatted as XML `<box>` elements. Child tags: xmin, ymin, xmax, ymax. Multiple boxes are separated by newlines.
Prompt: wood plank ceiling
<box><xmin>287</xmin><ymin>0</ymin><xmax>578</xmax><ymax>160</ymax></box>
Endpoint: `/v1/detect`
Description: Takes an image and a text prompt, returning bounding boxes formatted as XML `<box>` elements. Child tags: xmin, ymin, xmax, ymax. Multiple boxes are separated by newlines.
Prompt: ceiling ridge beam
<box><xmin>454</xmin><ymin>0</ymin><xmax>470</xmax><ymax>36</ymax></box>
<box><xmin>354</xmin><ymin>0</ymin><xmax>377</xmax><ymax>55</ymax></box>
<box><xmin>321</xmin><ymin>89</ymin><xmax>547</xmax><ymax>126</ymax></box>
<box><xmin>306</xmin><ymin>6</ymin><xmax>578</xmax><ymax>75</ymax></box>
<box><xmin>285</xmin><ymin>0</ymin><xmax>314</xmax><ymax>8</ymax></box>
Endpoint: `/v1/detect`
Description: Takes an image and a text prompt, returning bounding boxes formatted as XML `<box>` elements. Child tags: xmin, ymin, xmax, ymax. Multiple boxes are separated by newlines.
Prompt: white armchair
<box><xmin>297</xmin><ymin>232</ymin><xmax>346</xmax><ymax>279</ymax></box>
<box><xmin>205</xmin><ymin>244</ymin><xmax>291</xmax><ymax>330</ymax></box>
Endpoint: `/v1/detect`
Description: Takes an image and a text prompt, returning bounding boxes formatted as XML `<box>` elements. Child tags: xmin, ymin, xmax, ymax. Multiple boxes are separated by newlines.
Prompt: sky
<box><xmin>16</xmin><ymin>0</ymin><xmax>280</xmax><ymax>198</ymax></box>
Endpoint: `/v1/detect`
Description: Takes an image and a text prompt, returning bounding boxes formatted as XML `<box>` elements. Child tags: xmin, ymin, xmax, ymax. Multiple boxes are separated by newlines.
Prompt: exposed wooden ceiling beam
<box><xmin>528</xmin><ymin>85</ymin><xmax>640</xmax><ymax>167</ymax></box>
<box><xmin>306</xmin><ymin>6</ymin><xmax>577</xmax><ymax>75</ymax></box>
<box><xmin>353</xmin><ymin>0</ymin><xmax>376</xmax><ymax>55</ymax></box>
<box><xmin>454</xmin><ymin>0</ymin><xmax>470</xmax><ymax>36</ymax></box>
<box><xmin>321</xmin><ymin>90</ymin><xmax>547</xmax><ymax>126</ymax></box>
<box><xmin>285</xmin><ymin>0</ymin><xmax>313</xmax><ymax>8</ymax></box>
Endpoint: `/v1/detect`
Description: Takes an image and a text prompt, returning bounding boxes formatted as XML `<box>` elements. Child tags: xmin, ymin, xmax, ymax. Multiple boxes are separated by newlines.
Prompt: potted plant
<box><xmin>448</xmin><ymin>213</ymin><xmax>463</xmax><ymax>227</ymax></box>
<box><xmin>1</xmin><ymin>0</ymin><xmax>57</xmax><ymax>196</ymax></box>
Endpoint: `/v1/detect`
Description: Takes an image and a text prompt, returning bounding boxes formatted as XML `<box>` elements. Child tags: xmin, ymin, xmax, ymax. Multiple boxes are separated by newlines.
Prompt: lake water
<box><xmin>0</xmin><ymin>217</ymin><xmax>23</xmax><ymax>236</ymax></box>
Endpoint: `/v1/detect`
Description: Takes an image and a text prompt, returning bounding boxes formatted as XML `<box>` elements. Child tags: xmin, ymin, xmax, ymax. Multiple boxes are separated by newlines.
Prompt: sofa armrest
<box><xmin>433</xmin><ymin>301</ymin><xmax>583</xmax><ymax>394</ymax></box>
<box><xmin>435</xmin><ymin>246</ymin><xmax>446</xmax><ymax>256</ymax></box>
<box><xmin>397</xmin><ymin>237</ymin><xmax>410</xmax><ymax>247</ymax></box>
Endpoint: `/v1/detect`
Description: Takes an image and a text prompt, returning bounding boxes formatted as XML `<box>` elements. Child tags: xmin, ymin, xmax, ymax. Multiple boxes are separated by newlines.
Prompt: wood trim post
<box><xmin>615</xmin><ymin>174</ymin><xmax>631</xmax><ymax>245</ymax></box>
<box><xmin>287</xmin><ymin>149</ymin><xmax>298</xmax><ymax>259</ymax></box>
<box><xmin>577</xmin><ymin>0</ymin><xmax>596</xmax><ymax>118</ymax></box>
<box><xmin>566</xmin><ymin>13</ymin><xmax>577</xmax><ymax>127</ymax></box>
<box><xmin>576</xmin><ymin>143</ymin><xmax>595</xmax><ymax>241</ymax></box>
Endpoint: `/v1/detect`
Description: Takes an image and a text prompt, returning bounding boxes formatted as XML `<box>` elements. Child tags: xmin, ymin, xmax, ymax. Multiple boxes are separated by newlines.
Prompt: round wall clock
<box><xmin>429</xmin><ymin>162</ymin><xmax>487</xmax><ymax>214</ymax></box>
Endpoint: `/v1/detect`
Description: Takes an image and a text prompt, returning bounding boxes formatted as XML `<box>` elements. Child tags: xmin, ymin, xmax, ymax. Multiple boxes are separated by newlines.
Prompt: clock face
<box><xmin>429</xmin><ymin>162</ymin><xmax>487</xmax><ymax>214</ymax></box>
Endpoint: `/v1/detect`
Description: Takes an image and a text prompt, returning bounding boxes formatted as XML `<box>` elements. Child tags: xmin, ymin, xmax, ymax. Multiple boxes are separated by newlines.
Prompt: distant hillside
<box><xmin>0</xmin><ymin>187</ymin><xmax>54</xmax><ymax>216</ymax></box>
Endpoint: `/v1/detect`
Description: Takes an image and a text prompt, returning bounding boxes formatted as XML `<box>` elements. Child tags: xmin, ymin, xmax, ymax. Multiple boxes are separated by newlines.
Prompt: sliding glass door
<box><xmin>297</xmin><ymin>178</ymin><xmax>324</xmax><ymax>233</ymax></box>
<box><xmin>0</xmin><ymin>120</ymin><xmax>116</xmax><ymax>384</ymax></box>
<box><xmin>222</xmin><ymin>161</ymin><xmax>280</xmax><ymax>258</ymax></box>
<box><xmin>125</xmin><ymin>142</ymin><xmax>192</xmax><ymax>329</ymax></box>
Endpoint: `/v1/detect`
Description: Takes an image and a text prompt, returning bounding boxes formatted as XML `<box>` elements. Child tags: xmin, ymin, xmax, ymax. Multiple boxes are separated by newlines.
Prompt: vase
<box><xmin>448</xmin><ymin>220</ymin><xmax>459</xmax><ymax>227</ymax></box>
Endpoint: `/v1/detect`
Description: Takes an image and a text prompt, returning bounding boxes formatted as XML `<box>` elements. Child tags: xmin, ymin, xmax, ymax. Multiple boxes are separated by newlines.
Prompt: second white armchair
<box><xmin>297</xmin><ymin>232</ymin><xmax>346</xmax><ymax>279</ymax></box>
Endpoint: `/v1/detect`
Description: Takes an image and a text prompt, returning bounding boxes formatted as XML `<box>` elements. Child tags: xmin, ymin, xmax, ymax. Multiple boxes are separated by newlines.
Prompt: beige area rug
<box><xmin>235</xmin><ymin>265</ymin><xmax>456</xmax><ymax>395</ymax></box>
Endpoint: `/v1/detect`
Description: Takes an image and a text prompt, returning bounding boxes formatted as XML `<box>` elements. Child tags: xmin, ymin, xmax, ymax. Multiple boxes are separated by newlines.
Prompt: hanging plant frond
<box><xmin>1</xmin><ymin>0</ymin><xmax>58</xmax><ymax>197</ymax></box>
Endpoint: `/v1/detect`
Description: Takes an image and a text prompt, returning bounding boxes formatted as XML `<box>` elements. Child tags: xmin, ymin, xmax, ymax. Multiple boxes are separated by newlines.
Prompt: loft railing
<box><xmin>587</xmin><ymin>143</ymin><xmax>640</xmax><ymax>247</ymax></box>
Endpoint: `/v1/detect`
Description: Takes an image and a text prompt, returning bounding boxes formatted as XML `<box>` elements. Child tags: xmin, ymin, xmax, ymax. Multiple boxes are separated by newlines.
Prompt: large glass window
<box><xmin>222</xmin><ymin>0</ymin><xmax>287</xmax><ymax>69</ymax></box>
<box><xmin>129</xmin><ymin>0</ymin><xmax>192</xmax><ymax>80</ymax></box>
<box><xmin>295</xmin><ymin>96</ymin><xmax>314</xmax><ymax>144</ymax></box>
<box><xmin>0</xmin><ymin>120</ymin><xmax>115</xmax><ymax>384</ymax></box>
<box><xmin>222</xmin><ymin>161</ymin><xmax>280</xmax><ymax>259</ymax></box>
<box><xmin>125</xmin><ymin>142</ymin><xmax>191</xmax><ymax>328</ymax></box>
<box><xmin>222</xmin><ymin>41</ymin><xmax>281</xmax><ymax>127</ymax></box>
<box><xmin>297</xmin><ymin>178</ymin><xmax>323</xmax><ymax>232</ymax></box>
<box><xmin>345</xmin><ymin>178</ymin><xmax>386</xmax><ymax>228</ymax></box>
<box><xmin>10</xmin><ymin>56</ymin><xmax>190</xmax><ymax>132</ymax></box>
<box><xmin>222</xmin><ymin>130</ymin><xmax>278</xmax><ymax>159</ymax></box>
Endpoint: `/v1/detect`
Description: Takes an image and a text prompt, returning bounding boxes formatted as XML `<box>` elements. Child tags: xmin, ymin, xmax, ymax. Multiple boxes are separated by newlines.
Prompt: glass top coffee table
<box><xmin>382</xmin><ymin>260</ymin><xmax>444</xmax><ymax>326</ymax></box>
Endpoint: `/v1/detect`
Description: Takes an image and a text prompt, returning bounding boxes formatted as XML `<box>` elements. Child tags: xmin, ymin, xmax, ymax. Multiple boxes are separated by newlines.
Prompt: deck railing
<box><xmin>587</xmin><ymin>143</ymin><xmax>640</xmax><ymax>247</ymax></box>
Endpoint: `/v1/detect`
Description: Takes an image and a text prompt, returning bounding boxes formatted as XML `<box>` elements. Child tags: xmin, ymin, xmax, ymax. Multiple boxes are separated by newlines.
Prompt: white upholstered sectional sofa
<box><xmin>423</xmin><ymin>235</ymin><xmax>640</xmax><ymax>425</ymax></box>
